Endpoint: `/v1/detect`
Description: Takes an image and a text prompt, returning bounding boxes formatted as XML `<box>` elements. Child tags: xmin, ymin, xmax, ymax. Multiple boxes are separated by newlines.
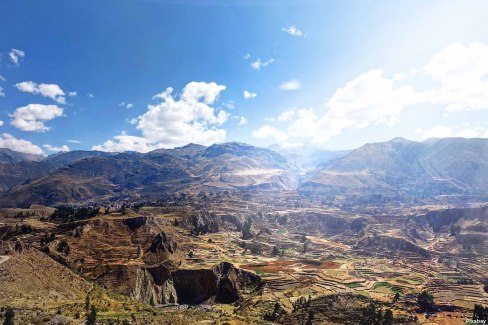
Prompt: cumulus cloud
<box><xmin>254</xmin><ymin>42</ymin><xmax>488</xmax><ymax>144</ymax></box>
<box><xmin>239</xmin><ymin>116</ymin><xmax>248</xmax><ymax>125</ymax></box>
<box><xmin>423</xmin><ymin>42</ymin><xmax>488</xmax><ymax>112</ymax></box>
<box><xmin>287</xmin><ymin>109</ymin><xmax>320</xmax><ymax>138</ymax></box>
<box><xmin>92</xmin><ymin>133</ymin><xmax>158</xmax><ymax>153</ymax></box>
<box><xmin>416</xmin><ymin>125</ymin><xmax>454</xmax><ymax>139</ymax></box>
<box><xmin>0</xmin><ymin>133</ymin><xmax>44</xmax><ymax>155</ymax></box>
<box><xmin>415</xmin><ymin>125</ymin><xmax>488</xmax><ymax>139</ymax></box>
<box><xmin>0</xmin><ymin>120</ymin><xmax>3</xmax><ymax>126</ymax></box>
<box><xmin>278</xmin><ymin>110</ymin><xmax>295</xmax><ymax>121</ymax></box>
<box><xmin>43</xmin><ymin>144</ymin><xmax>70</xmax><ymax>152</ymax></box>
<box><xmin>279</xmin><ymin>79</ymin><xmax>301</xmax><ymax>91</ymax></box>
<box><xmin>15</xmin><ymin>81</ymin><xmax>66</xmax><ymax>104</ymax></box>
<box><xmin>93</xmin><ymin>81</ymin><xmax>229</xmax><ymax>152</ymax></box>
<box><xmin>243</xmin><ymin>90</ymin><xmax>257</xmax><ymax>99</ymax></box>
<box><xmin>10</xmin><ymin>104</ymin><xmax>63</xmax><ymax>132</ymax></box>
<box><xmin>251</xmin><ymin>58</ymin><xmax>274</xmax><ymax>70</ymax></box>
<box><xmin>252</xmin><ymin>125</ymin><xmax>288</xmax><ymax>142</ymax></box>
<box><xmin>119</xmin><ymin>102</ymin><xmax>134</xmax><ymax>109</ymax></box>
<box><xmin>9</xmin><ymin>49</ymin><xmax>25</xmax><ymax>65</ymax></box>
<box><xmin>257</xmin><ymin>68</ymin><xmax>418</xmax><ymax>142</ymax></box>
<box><xmin>282</xmin><ymin>25</ymin><xmax>305</xmax><ymax>37</ymax></box>
<box><xmin>68</xmin><ymin>91</ymin><xmax>77</xmax><ymax>97</ymax></box>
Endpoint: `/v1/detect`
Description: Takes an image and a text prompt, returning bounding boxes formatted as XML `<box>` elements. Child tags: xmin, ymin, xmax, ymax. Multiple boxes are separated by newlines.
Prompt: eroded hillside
<box><xmin>1</xmin><ymin>191</ymin><xmax>487</xmax><ymax>324</ymax></box>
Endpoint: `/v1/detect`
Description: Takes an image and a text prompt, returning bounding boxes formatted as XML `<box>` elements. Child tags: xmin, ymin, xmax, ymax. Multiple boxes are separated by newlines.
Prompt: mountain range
<box><xmin>1</xmin><ymin>137</ymin><xmax>488</xmax><ymax>207</ymax></box>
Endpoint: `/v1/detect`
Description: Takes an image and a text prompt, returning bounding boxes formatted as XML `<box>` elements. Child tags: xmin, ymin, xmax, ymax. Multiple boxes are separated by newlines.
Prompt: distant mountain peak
<box><xmin>389</xmin><ymin>137</ymin><xmax>412</xmax><ymax>144</ymax></box>
<box><xmin>202</xmin><ymin>142</ymin><xmax>278</xmax><ymax>158</ymax></box>
<box><xmin>0</xmin><ymin>148</ymin><xmax>45</xmax><ymax>163</ymax></box>
<box><xmin>178</xmin><ymin>143</ymin><xmax>206</xmax><ymax>150</ymax></box>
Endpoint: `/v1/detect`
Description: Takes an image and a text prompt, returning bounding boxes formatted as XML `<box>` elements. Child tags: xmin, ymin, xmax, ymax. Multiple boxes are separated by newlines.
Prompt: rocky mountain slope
<box><xmin>300</xmin><ymin>137</ymin><xmax>488</xmax><ymax>198</ymax></box>
<box><xmin>2</xmin><ymin>137</ymin><xmax>488</xmax><ymax>207</ymax></box>
<box><xmin>0</xmin><ymin>150</ymin><xmax>114</xmax><ymax>194</ymax></box>
<box><xmin>0</xmin><ymin>142</ymin><xmax>295</xmax><ymax>207</ymax></box>
<box><xmin>0</xmin><ymin>148</ymin><xmax>44</xmax><ymax>163</ymax></box>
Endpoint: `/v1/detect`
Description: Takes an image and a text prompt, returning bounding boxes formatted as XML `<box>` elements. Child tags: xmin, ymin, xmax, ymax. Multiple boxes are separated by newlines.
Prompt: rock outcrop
<box><xmin>358</xmin><ymin>235</ymin><xmax>431</xmax><ymax>258</ymax></box>
<box><xmin>148</xmin><ymin>231</ymin><xmax>176</xmax><ymax>254</ymax></box>
<box><xmin>132</xmin><ymin>262</ymin><xmax>262</xmax><ymax>306</ymax></box>
<box><xmin>133</xmin><ymin>265</ymin><xmax>177</xmax><ymax>305</ymax></box>
<box><xmin>172</xmin><ymin>262</ymin><xmax>263</xmax><ymax>304</ymax></box>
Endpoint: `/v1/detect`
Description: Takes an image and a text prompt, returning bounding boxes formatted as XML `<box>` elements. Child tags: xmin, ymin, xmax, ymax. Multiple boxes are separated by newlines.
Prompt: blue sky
<box><xmin>1</xmin><ymin>0</ymin><xmax>488</xmax><ymax>155</ymax></box>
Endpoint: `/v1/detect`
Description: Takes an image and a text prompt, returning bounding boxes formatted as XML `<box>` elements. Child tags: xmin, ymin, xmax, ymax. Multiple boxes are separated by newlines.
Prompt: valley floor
<box><xmin>0</xmin><ymin>191</ymin><xmax>487</xmax><ymax>324</ymax></box>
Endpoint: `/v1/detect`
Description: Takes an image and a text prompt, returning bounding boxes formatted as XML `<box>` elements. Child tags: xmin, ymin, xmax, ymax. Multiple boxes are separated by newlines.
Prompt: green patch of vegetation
<box><xmin>353</xmin><ymin>290</ymin><xmax>370</xmax><ymax>297</ymax></box>
<box><xmin>355</xmin><ymin>268</ymin><xmax>374</xmax><ymax>276</ymax></box>
<box><xmin>390</xmin><ymin>285</ymin><xmax>404</xmax><ymax>293</ymax></box>
<box><xmin>345</xmin><ymin>282</ymin><xmax>363</xmax><ymax>288</ymax></box>
<box><xmin>372</xmin><ymin>282</ymin><xmax>394</xmax><ymax>293</ymax></box>
<box><xmin>325</xmin><ymin>269</ymin><xmax>342</xmax><ymax>275</ymax></box>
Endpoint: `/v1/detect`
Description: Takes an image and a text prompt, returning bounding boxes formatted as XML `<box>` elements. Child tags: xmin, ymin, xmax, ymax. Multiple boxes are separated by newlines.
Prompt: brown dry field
<box><xmin>241</xmin><ymin>259</ymin><xmax>340</xmax><ymax>273</ymax></box>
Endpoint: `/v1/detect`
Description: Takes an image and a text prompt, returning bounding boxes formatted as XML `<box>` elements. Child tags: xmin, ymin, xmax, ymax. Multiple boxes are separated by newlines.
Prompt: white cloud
<box><xmin>252</xmin><ymin>125</ymin><xmax>288</xmax><ymax>142</ymax></box>
<box><xmin>92</xmin><ymin>133</ymin><xmax>158</xmax><ymax>153</ymax></box>
<box><xmin>251</xmin><ymin>58</ymin><xmax>275</xmax><ymax>70</ymax></box>
<box><xmin>252</xmin><ymin>42</ymin><xmax>488</xmax><ymax>144</ymax></box>
<box><xmin>0</xmin><ymin>133</ymin><xmax>44</xmax><ymax>155</ymax></box>
<box><xmin>66</xmin><ymin>139</ymin><xmax>81</xmax><ymax>144</ymax></box>
<box><xmin>282</xmin><ymin>25</ymin><xmax>305</xmax><ymax>37</ymax></box>
<box><xmin>243</xmin><ymin>53</ymin><xmax>251</xmax><ymax>59</ymax></box>
<box><xmin>278</xmin><ymin>110</ymin><xmax>295</xmax><ymax>121</ymax></box>
<box><xmin>279</xmin><ymin>79</ymin><xmax>301</xmax><ymax>91</ymax></box>
<box><xmin>15</xmin><ymin>81</ymin><xmax>66</xmax><ymax>104</ymax></box>
<box><xmin>423</xmin><ymin>42</ymin><xmax>488</xmax><ymax>112</ymax></box>
<box><xmin>0</xmin><ymin>75</ymin><xmax>4</xmax><ymax>97</ymax></box>
<box><xmin>316</xmin><ymin>69</ymin><xmax>420</xmax><ymax>141</ymax></box>
<box><xmin>243</xmin><ymin>90</ymin><xmax>257</xmax><ymax>99</ymax></box>
<box><xmin>119</xmin><ymin>102</ymin><xmax>134</xmax><ymax>109</ymax></box>
<box><xmin>127</xmin><ymin>118</ymin><xmax>138</xmax><ymax>125</ymax></box>
<box><xmin>87</xmin><ymin>93</ymin><xmax>94</xmax><ymax>98</ymax></box>
<box><xmin>43</xmin><ymin>144</ymin><xmax>70</xmax><ymax>152</ymax></box>
<box><xmin>0</xmin><ymin>120</ymin><xmax>3</xmax><ymax>126</ymax></box>
<box><xmin>93</xmin><ymin>81</ymin><xmax>229</xmax><ymax>152</ymax></box>
<box><xmin>239</xmin><ymin>116</ymin><xmax>248</xmax><ymax>125</ymax></box>
<box><xmin>254</xmin><ymin>69</ymin><xmax>420</xmax><ymax>144</ymax></box>
<box><xmin>10</xmin><ymin>104</ymin><xmax>63</xmax><ymax>132</ymax></box>
<box><xmin>68</xmin><ymin>91</ymin><xmax>77</xmax><ymax>97</ymax></box>
<box><xmin>416</xmin><ymin>124</ymin><xmax>487</xmax><ymax>139</ymax></box>
<box><xmin>15</xmin><ymin>81</ymin><xmax>36</xmax><ymax>93</ymax></box>
<box><xmin>287</xmin><ymin>109</ymin><xmax>320</xmax><ymax>138</ymax></box>
<box><xmin>9</xmin><ymin>49</ymin><xmax>25</xmax><ymax>65</ymax></box>
<box><xmin>456</xmin><ymin>128</ymin><xmax>483</xmax><ymax>138</ymax></box>
<box><xmin>417</xmin><ymin>125</ymin><xmax>454</xmax><ymax>139</ymax></box>
<box><xmin>223</xmin><ymin>101</ymin><xmax>236</xmax><ymax>110</ymax></box>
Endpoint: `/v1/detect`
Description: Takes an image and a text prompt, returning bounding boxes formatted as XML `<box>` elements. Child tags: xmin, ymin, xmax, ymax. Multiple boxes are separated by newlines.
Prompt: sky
<box><xmin>1</xmin><ymin>0</ymin><xmax>488</xmax><ymax>155</ymax></box>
